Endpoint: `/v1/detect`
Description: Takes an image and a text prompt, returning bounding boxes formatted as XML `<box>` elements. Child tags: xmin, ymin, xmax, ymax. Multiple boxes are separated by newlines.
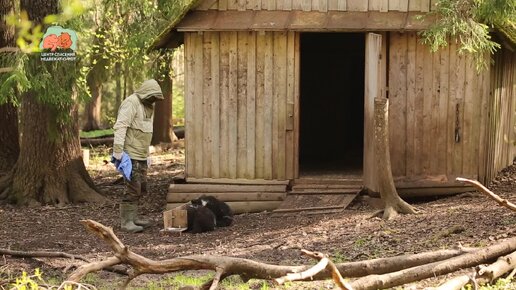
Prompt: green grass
<box><xmin>80</xmin><ymin>129</ymin><xmax>114</xmax><ymax>138</ymax></box>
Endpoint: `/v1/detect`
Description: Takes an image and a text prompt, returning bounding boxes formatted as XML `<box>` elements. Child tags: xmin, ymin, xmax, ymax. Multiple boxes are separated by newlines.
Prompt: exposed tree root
<box><xmin>456</xmin><ymin>177</ymin><xmax>516</xmax><ymax>212</ymax></box>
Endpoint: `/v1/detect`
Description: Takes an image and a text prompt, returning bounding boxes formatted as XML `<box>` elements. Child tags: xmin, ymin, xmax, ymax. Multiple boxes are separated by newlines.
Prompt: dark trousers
<box><xmin>123</xmin><ymin>159</ymin><xmax>148</xmax><ymax>202</ymax></box>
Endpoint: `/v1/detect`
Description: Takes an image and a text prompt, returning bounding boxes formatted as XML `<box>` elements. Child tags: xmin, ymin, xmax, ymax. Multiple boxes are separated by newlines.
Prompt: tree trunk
<box><xmin>0</xmin><ymin>0</ymin><xmax>106</xmax><ymax>205</ymax></box>
<box><xmin>115</xmin><ymin>62</ymin><xmax>122</xmax><ymax>111</ymax></box>
<box><xmin>0</xmin><ymin>0</ymin><xmax>19</xmax><ymax>173</ymax></box>
<box><xmin>82</xmin><ymin>73</ymin><xmax>102</xmax><ymax>131</ymax></box>
<box><xmin>152</xmin><ymin>52</ymin><xmax>174</xmax><ymax>145</ymax></box>
<box><xmin>374</xmin><ymin>98</ymin><xmax>416</xmax><ymax>219</ymax></box>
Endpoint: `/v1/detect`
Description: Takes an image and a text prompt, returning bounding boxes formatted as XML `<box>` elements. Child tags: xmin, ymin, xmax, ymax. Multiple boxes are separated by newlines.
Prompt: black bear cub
<box><xmin>185</xmin><ymin>204</ymin><xmax>216</xmax><ymax>234</ymax></box>
<box><xmin>191</xmin><ymin>195</ymin><xmax>234</xmax><ymax>227</ymax></box>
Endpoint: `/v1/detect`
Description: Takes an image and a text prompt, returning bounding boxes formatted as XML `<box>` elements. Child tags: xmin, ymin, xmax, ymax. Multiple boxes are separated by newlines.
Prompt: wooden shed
<box><xmin>153</xmin><ymin>0</ymin><xmax>516</xmax><ymax>212</ymax></box>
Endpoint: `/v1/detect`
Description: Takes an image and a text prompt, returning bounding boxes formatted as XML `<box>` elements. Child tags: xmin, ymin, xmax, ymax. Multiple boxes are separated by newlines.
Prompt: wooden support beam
<box><xmin>166</xmin><ymin>201</ymin><xmax>282</xmax><ymax>214</ymax></box>
<box><xmin>186</xmin><ymin>177</ymin><xmax>290</xmax><ymax>185</ymax></box>
<box><xmin>167</xmin><ymin>191</ymin><xmax>287</xmax><ymax>203</ymax></box>
<box><xmin>169</xmin><ymin>183</ymin><xmax>287</xmax><ymax>193</ymax></box>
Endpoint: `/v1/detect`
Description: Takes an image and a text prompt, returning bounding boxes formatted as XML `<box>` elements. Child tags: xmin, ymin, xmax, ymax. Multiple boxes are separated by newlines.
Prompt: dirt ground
<box><xmin>0</xmin><ymin>145</ymin><xmax>515</xmax><ymax>289</ymax></box>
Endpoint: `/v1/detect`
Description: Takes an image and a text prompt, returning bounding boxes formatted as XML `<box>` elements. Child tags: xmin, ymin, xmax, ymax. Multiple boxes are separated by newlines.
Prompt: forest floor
<box><xmin>0</xmin><ymin>144</ymin><xmax>515</xmax><ymax>289</ymax></box>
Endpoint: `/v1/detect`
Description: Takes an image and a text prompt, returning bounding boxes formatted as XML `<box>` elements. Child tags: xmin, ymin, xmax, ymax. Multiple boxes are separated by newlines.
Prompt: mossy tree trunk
<box><xmin>152</xmin><ymin>52</ymin><xmax>174</xmax><ymax>145</ymax></box>
<box><xmin>82</xmin><ymin>73</ymin><xmax>102</xmax><ymax>131</ymax></box>
<box><xmin>0</xmin><ymin>0</ymin><xmax>19</xmax><ymax>173</ymax></box>
<box><xmin>0</xmin><ymin>0</ymin><xmax>106</xmax><ymax>205</ymax></box>
<box><xmin>82</xmin><ymin>27</ymin><xmax>108</xmax><ymax>132</ymax></box>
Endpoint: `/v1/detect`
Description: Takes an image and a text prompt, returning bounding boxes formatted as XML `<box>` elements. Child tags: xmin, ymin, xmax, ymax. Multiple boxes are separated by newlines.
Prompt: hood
<box><xmin>134</xmin><ymin>79</ymin><xmax>164</xmax><ymax>100</ymax></box>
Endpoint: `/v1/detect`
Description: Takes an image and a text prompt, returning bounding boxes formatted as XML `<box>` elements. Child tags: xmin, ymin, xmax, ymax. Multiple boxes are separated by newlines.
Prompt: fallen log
<box><xmin>477</xmin><ymin>250</ymin><xmax>516</xmax><ymax>282</ymax></box>
<box><xmin>80</xmin><ymin>137</ymin><xmax>114</xmax><ymax>147</ymax></box>
<box><xmin>432</xmin><ymin>250</ymin><xmax>516</xmax><ymax>290</ymax></box>
<box><xmin>350</xmin><ymin>236</ymin><xmax>516</xmax><ymax>290</ymax></box>
<box><xmin>68</xmin><ymin>220</ymin><xmax>477</xmax><ymax>289</ymax></box>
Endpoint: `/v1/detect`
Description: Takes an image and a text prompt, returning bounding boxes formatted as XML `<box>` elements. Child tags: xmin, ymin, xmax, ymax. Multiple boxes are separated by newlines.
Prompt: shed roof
<box><xmin>496</xmin><ymin>24</ymin><xmax>516</xmax><ymax>50</ymax></box>
<box><xmin>150</xmin><ymin>9</ymin><xmax>433</xmax><ymax>50</ymax></box>
<box><xmin>150</xmin><ymin>5</ymin><xmax>515</xmax><ymax>51</ymax></box>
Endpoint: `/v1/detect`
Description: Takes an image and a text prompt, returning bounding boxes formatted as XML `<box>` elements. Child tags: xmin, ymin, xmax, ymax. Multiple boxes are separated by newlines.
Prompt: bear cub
<box><xmin>191</xmin><ymin>195</ymin><xmax>234</xmax><ymax>227</ymax></box>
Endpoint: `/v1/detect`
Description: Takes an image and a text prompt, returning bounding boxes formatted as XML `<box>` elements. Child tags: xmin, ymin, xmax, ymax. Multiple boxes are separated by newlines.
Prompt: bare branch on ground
<box><xmin>456</xmin><ymin>177</ymin><xmax>516</xmax><ymax>212</ymax></box>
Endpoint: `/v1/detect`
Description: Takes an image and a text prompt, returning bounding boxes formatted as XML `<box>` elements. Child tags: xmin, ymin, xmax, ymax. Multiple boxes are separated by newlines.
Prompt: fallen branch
<box><xmin>0</xmin><ymin>248</ymin><xmax>89</xmax><ymax>262</ymax></box>
<box><xmin>432</xmin><ymin>250</ymin><xmax>516</xmax><ymax>290</ymax></box>
<box><xmin>432</xmin><ymin>274</ymin><xmax>472</xmax><ymax>290</ymax></box>
<box><xmin>477</xmin><ymin>250</ymin><xmax>516</xmax><ymax>282</ymax></box>
<box><xmin>0</xmin><ymin>248</ymin><xmax>127</xmax><ymax>276</ymax></box>
<box><xmin>68</xmin><ymin>220</ymin><xmax>481</xmax><ymax>289</ymax></box>
<box><xmin>275</xmin><ymin>250</ymin><xmax>353</xmax><ymax>290</ymax></box>
<box><xmin>456</xmin><ymin>177</ymin><xmax>516</xmax><ymax>212</ymax></box>
<box><xmin>350</xmin><ymin>236</ymin><xmax>516</xmax><ymax>290</ymax></box>
<box><xmin>274</xmin><ymin>250</ymin><xmax>329</xmax><ymax>285</ymax></box>
<box><xmin>306</xmin><ymin>250</ymin><xmax>354</xmax><ymax>290</ymax></box>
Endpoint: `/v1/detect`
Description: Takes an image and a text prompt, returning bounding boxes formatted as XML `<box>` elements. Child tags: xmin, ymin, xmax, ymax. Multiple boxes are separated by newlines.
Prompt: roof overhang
<box><xmin>151</xmin><ymin>10</ymin><xmax>434</xmax><ymax>50</ymax></box>
<box><xmin>495</xmin><ymin>24</ymin><xmax>516</xmax><ymax>51</ymax></box>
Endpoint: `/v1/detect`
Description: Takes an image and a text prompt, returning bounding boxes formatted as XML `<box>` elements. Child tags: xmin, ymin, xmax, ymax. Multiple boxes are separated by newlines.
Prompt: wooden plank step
<box><xmin>289</xmin><ymin>189</ymin><xmax>361</xmax><ymax>195</ymax></box>
<box><xmin>275</xmin><ymin>192</ymin><xmax>359</xmax><ymax>211</ymax></box>
<box><xmin>294</xmin><ymin>178</ymin><xmax>363</xmax><ymax>186</ymax></box>
<box><xmin>166</xmin><ymin>201</ymin><xmax>282</xmax><ymax>214</ymax></box>
<box><xmin>167</xmin><ymin>192</ymin><xmax>287</xmax><ymax>203</ymax></box>
<box><xmin>186</xmin><ymin>177</ymin><xmax>290</xmax><ymax>185</ymax></box>
<box><xmin>169</xmin><ymin>183</ymin><xmax>287</xmax><ymax>193</ymax></box>
<box><xmin>292</xmin><ymin>184</ymin><xmax>363</xmax><ymax>190</ymax></box>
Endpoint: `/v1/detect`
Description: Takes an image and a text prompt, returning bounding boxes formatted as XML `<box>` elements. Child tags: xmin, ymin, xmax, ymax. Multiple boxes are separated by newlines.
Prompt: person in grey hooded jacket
<box><xmin>113</xmin><ymin>79</ymin><xmax>163</xmax><ymax>233</ymax></box>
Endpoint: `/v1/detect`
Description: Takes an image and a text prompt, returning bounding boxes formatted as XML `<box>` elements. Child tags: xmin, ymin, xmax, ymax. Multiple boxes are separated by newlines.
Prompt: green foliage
<box><xmin>419</xmin><ymin>0</ymin><xmax>515</xmax><ymax>70</ymax></box>
<box><xmin>11</xmin><ymin>269</ymin><xmax>44</xmax><ymax>290</ymax></box>
<box><xmin>464</xmin><ymin>277</ymin><xmax>516</xmax><ymax>289</ymax></box>
<box><xmin>173</xmin><ymin>78</ymin><xmax>185</xmax><ymax>122</ymax></box>
<box><xmin>7</xmin><ymin>268</ymin><xmax>95</xmax><ymax>290</ymax></box>
<box><xmin>79</xmin><ymin>128</ymin><xmax>113</xmax><ymax>138</ymax></box>
<box><xmin>0</xmin><ymin>0</ymin><xmax>90</xmax><ymax>121</ymax></box>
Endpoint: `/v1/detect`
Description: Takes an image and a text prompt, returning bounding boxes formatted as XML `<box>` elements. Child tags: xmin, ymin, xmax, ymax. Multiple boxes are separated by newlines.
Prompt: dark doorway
<box><xmin>299</xmin><ymin>33</ymin><xmax>365</xmax><ymax>177</ymax></box>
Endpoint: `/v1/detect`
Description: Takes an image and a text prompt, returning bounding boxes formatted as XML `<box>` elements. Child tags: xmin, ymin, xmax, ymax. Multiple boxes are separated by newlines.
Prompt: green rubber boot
<box><xmin>120</xmin><ymin>203</ymin><xmax>144</xmax><ymax>233</ymax></box>
<box><xmin>134</xmin><ymin>209</ymin><xmax>152</xmax><ymax>228</ymax></box>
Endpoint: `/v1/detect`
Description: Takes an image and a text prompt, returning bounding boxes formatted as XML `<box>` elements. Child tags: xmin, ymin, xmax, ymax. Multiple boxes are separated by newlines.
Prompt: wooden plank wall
<box><xmin>481</xmin><ymin>48</ymin><xmax>516</xmax><ymax>183</ymax></box>
<box><xmin>388</xmin><ymin>32</ymin><xmax>488</xmax><ymax>181</ymax></box>
<box><xmin>184</xmin><ymin>31</ymin><xmax>297</xmax><ymax>180</ymax></box>
<box><xmin>197</xmin><ymin>0</ymin><xmax>435</xmax><ymax>11</ymax></box>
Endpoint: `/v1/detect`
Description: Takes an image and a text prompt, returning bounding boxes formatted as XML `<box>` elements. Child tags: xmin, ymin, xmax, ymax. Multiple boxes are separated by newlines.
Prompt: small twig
<box><xmin>506</xmin><ymin>268</ymin><xmax>516</xmax><ymax>280</ymax></box>
<box><xmin>208</xmin><ymin>268</ymin><xmax>225</xmax><ymax>290</ymax></box>
<box><xmin>469</xmin><ymin>271</ymin><xmax>479</xmax><ymax>290</ymax></box>
<box><xmin>58</xmin><ymin>281</ymin><xmax>97</xmax><ymax>290</ymax></box>
<box><xmin>121</xmin><ymin>273</ymin><xmax>137</xmax><ymax>290</ymax></box>
<box><xmin>456</xmin><ymin>178</ymin><xmax>516</xmax><ymax>211</ymax></box>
